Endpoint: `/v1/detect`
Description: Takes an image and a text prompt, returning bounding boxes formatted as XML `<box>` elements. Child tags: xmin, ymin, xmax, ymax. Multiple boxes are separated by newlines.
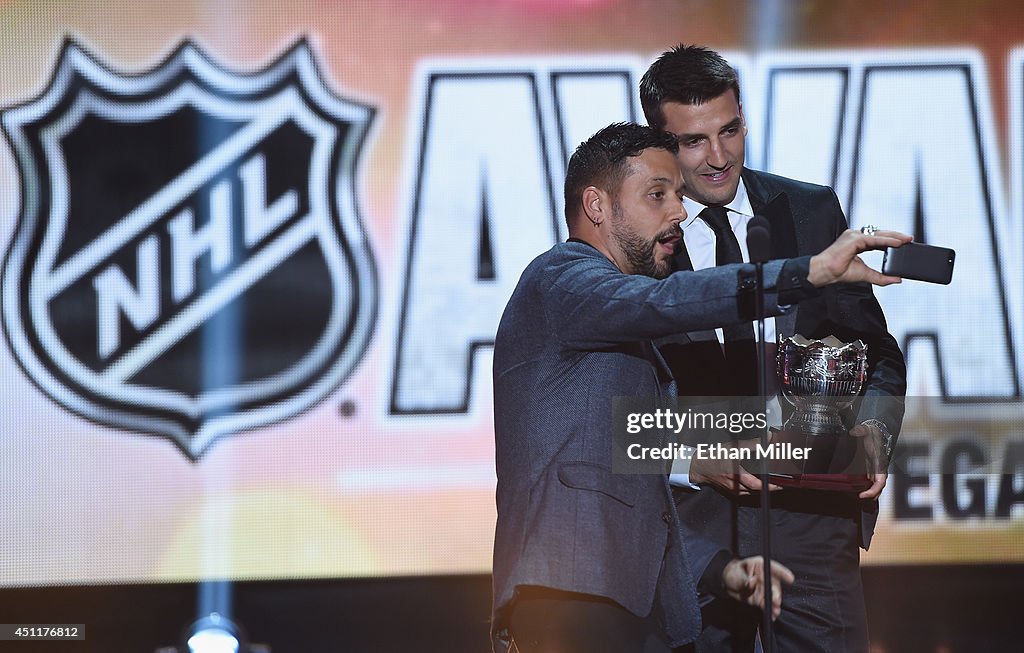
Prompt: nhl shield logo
<box><xmin>1</xmin><ymin>39</ymin><xmax>377</xmax><ymax>458</ymax></box>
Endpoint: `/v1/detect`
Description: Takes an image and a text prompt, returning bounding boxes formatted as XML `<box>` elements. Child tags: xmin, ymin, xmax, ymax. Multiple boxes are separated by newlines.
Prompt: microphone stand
<box><xmin>746</xmin><ymin>217</ymin><xmax>774</xmax><ymax>653</ymax></box>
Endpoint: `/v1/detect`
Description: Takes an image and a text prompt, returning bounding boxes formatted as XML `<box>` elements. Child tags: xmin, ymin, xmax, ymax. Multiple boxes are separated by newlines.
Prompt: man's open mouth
<box><xmin>657</xmin><ymin>233</ymin><xmax>681</xmax><ymax>253</ymax></box>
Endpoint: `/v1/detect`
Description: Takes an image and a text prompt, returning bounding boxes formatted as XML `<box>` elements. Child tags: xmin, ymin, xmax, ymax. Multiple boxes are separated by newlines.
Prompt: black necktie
<box><xmin>699</xmin><ymin>206</ymin><xmax>758</xmax><ymax>396</ymax></box>
<box><xmin>700</xmin><ymin>205</ymin><xmax>743</xmax><ymax>267</ymax></box>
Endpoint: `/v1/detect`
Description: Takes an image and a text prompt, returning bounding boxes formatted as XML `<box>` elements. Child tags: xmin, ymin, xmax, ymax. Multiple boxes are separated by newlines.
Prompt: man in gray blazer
<box><xmin>491</xmin><ymin>122</ymin><xmax>909</xmax><ymax>652</ymax></box>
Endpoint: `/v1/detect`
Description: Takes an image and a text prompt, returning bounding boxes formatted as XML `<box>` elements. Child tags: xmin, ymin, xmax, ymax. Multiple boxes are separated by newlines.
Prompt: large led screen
<box><xmin>2</xmin><ymin>0</ymin><xmax>1023</xmax><ymax>587</ymax></box>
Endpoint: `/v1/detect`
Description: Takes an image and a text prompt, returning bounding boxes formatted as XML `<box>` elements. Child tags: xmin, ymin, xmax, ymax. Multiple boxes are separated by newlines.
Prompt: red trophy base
<box><xmin>759</xmin><ymin>427</ymin><xmax>872</xmax><ymax>493</ymax></box>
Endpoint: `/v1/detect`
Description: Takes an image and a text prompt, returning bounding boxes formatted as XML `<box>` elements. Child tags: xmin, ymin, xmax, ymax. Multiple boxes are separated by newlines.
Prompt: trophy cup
<box><xmin>766</xmin><ymin>335</ymin><xmax>872</xmax><ymax>491</ymax></box>
<box><xmin>778</xmin><ymin>335</ymin><xmax>867</xmax><ymax>435</ymax></box>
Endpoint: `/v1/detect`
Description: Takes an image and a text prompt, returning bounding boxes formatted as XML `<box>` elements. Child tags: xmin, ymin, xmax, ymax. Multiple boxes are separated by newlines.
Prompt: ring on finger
<box><xmin>860</xmin><ymin>224</ymin><xmax>878</xmax><ymax>236</ymax></box>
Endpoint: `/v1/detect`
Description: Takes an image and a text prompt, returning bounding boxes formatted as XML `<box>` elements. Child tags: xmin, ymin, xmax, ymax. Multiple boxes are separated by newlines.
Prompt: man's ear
<box><xmin>739</xmin><ymin>100</ymin><xmax>748</xmax><ymax>137</ymax></box>
<box><xmin>582</xmin><ymin>186</ymin><xmax>606</xmax><ymax>225</ymax></box>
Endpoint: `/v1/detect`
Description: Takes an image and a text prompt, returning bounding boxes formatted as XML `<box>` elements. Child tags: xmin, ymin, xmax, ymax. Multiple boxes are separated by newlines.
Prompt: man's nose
<box><xmin>707</xmin><ymin>138</ymin><xmax>728</xmax><ymax>168</ymax></box>
<box><xmin>672</xmin><ymin>198</ymin><xmax>686</xmax><ymax>223</ymax></box>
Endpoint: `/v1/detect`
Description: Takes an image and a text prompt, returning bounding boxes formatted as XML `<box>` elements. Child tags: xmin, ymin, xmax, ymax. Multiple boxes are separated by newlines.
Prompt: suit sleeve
<box><xmin>543</xmin><ymin>252</ymin><xmax>802</xmax><ymax>349</ymax></box>
<box><xmin>677</xmin><ymin>520</ymin><xmax>735</xmax><ymax>602</ymax></box>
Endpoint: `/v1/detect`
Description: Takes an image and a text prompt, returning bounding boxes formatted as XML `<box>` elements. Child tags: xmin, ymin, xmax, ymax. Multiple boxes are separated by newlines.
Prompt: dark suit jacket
<box><xmin>491</xmin><ymin>240</ymin><xmax>809</xmax><ymax>652</ymax></box>
<box><xmin>662</xmin><ymin>167</ymin><xmax>907</xmax><ymax>547</ymax></box>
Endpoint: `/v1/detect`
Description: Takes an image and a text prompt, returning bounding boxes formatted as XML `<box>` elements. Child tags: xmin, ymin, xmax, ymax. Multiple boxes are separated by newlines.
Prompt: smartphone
<box><xmin>881</xmin><ymin>242</ymin><xmax>955</xmax><ymax>284</ymax></box>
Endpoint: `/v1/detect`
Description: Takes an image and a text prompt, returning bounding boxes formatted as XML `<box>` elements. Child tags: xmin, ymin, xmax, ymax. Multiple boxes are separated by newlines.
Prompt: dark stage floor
<box><xmin>1</xmin><ymin>565</ymin><xmax>1021</xmax><ymax>652</ymax></box>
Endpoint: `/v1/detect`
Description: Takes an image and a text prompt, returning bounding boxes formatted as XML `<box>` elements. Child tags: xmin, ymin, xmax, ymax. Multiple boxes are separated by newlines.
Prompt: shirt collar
<box><xmin>681</xmin><ymin>175</ymin><xmax>754</xmax><ymax>231</ymax></box>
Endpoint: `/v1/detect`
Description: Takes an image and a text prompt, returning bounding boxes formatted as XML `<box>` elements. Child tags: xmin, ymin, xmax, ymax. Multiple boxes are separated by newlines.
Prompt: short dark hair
<box><xmin>564</xmin><ymin>122</ymin><xmax>678</xmax><ymax>228</ymax></box>
<box><xmin>639</xmin><ymin>44</ymin><xmax>741</xmax><ymax>131</ymax></box>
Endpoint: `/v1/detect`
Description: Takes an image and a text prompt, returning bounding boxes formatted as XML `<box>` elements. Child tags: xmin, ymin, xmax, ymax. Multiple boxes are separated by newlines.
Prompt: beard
<box><xmin>610</xmin><ymin>202</ymin><xmax>677</xmax><ymax>279</ymax></box>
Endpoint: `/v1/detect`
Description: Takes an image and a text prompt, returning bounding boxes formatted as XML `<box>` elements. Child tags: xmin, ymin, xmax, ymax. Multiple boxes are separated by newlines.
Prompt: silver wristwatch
<box><xmin>861</xmin><ymin>418</ymin><xmax>894</xmax><ymax>461</ymax></box>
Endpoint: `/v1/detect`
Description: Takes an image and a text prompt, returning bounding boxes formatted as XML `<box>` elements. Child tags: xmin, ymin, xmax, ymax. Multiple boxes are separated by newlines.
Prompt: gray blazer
<box><xmin>491</xmin><ymin>240</ymin><xmax>802</xmax><ymax>651</ymax></box>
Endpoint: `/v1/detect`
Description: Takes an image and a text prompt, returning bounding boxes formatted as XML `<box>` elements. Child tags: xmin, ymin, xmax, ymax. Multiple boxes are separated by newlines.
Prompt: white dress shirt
<box><xmin>669</xmin><ymin>179</ymin><xmax>784</xmax><ymax>487</ymax></box>
<box><xmin>680</xmin><ymin>179</ymin><xmax>777</xmax><ymax>345</ymax></box>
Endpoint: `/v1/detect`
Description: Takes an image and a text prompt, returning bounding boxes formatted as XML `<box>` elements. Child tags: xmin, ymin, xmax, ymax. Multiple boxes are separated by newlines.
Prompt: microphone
<box><xmin>746</xmin><ymin>216</ymin><xmax>771</xmax><ymax>263</ymax></box>
<box><xmin>745</xmin><ymin>213</ymin><xmax>775</xmax><ymax>653</ymax></box>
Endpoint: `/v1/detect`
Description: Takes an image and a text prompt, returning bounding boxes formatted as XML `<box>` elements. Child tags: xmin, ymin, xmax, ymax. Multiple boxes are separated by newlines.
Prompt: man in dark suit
<box><xmin>491</xmin><ymin>121</ymin><xmax>909</xmax><ymax>653</ymax></box>
<box><xmin>640</xmin><ymin>45</ymin><xmax>908</xmax><ymax>652</ymax></box>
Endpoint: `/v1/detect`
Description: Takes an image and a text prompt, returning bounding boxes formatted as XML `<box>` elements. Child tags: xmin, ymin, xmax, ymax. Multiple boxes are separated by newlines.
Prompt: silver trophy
<box><xmin>777</xmin><ymin>335</ymin><xmax>867</xmax><ymax>435</ymax></box>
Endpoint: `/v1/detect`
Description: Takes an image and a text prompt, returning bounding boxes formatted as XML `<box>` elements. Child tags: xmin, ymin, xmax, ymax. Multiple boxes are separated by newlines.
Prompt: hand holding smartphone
<box><xmin>881</xmin><ymin>242</ymin><xmax>955</xmax><ymax>284</ymax></box>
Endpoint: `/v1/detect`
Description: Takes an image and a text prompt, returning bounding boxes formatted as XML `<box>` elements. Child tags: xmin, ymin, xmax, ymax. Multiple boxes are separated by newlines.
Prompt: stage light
<box><xmin>155</xmin><ymin>611</ymin><xmax>269</xmax><ymax>653</ymax></box>
<box><xmin>185</xmin><ymin>613</ymin><xmax>241</xmax><ymax>653</ymax></box>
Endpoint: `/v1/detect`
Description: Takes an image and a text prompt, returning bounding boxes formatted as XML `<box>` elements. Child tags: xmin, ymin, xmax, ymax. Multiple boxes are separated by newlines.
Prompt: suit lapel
<box><xmin>670</xmin><ymin>242</ymin><xmax>721</xmax><ymax>345</ymax></box>
<box><xmin>672</xmin><ymin>241</ymin><xmax>694</xmax><ymax>272</ymax></box>
<box><xmin>663</xmin><ymin>240</ymin><xmax>723</xmax><ymax>385</ymax></box>
<box><xmin>743</xmin><ymin>169</ymin><xmax>799</xmax><ymax>259</ymax></box>
<box><xmin>743</xmin><ymin>169</ymin><xmax>799</xmax><ymax>338</ymax></box>
<box><xmin>645</xmin><ymin>341</ymin><xmax>674</xmax><ymax>387</ymax></box>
